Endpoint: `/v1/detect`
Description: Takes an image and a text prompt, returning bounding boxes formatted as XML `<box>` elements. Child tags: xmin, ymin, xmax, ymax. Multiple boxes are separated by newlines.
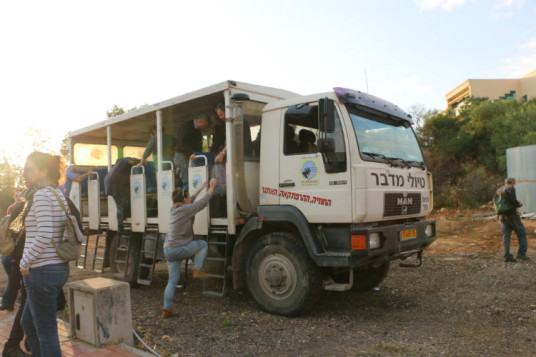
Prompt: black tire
<box><xmin>352</xmin><ymin>260</ymin><xmax>390</xmax><ymax>292</ymax></box>
<box><xmin>110</xmin><ymin>232</ymin><xmax>144</xmax><ymax>287</ymax></box>
<box><xmin>245</xmin><ymin>232</ymin><xmax>321</xmax><ymax>316</ymax></box>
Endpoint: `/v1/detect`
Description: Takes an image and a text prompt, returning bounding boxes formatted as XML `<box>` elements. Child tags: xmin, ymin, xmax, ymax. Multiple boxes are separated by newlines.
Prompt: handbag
<box><xmin>48</xmin><ymin>188</ymin><xmax>86</xmax><ymax>261</ymax></box>
<box><xmin>0</xmin><ymin>215</ymin><xmax>15</xmax><ymax>256</ymax></box>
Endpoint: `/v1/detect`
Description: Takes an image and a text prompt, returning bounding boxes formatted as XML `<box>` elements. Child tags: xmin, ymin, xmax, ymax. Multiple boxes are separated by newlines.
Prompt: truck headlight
<box><xmin>425</xmin><ymin>224</ymin><xmax>434</xmax><ymax>238</ymax></box>
<box><xmin>369</xmin><ymin>233</ymin><xmax>381</xmax><ymax>249</ymax></box>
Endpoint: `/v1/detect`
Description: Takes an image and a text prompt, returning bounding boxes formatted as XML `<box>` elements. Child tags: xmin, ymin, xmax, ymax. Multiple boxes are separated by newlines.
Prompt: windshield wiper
<box><xmin>361</xmin><ymin>152</ymin><xmax>399</xmax><ymax>167</ymax></box>
<box><xmin>387</xmin><ymin>156</ymin><xmax>412</xmax><ymax>169</ymax></box>
<box><xmin>406</xmin><ymin>160</ymin><xmax>426</xmax><ymax>170</ymax></box>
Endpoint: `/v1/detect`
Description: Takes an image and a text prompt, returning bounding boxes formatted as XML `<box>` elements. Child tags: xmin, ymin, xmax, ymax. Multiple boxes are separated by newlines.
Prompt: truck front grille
<box><xmin>383</xmin><ymin>193</ymin><xmax>421</xmax><ymax>217</ymax></box>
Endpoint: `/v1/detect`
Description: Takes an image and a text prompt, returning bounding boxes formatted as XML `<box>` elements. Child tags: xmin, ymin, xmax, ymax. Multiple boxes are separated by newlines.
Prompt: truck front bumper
<box><xmin>312</xmin><ymin>220</ymin><xmax>436</xmax><ymax>269</ymax></box>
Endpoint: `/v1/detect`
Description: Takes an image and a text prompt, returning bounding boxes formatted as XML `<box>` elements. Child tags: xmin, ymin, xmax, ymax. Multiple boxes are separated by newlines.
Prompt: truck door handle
<box><xmin>279</xmin><ymin>182</ymin><xmax>295</xmax><ymax>187</ymax></box>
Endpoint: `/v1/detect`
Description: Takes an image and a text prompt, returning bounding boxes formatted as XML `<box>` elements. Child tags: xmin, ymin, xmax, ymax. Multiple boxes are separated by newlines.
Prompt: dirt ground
<box><xmin>1</xmin><ymin>211</ymin><xmax>535</xmax><ymax>356</ymax></box>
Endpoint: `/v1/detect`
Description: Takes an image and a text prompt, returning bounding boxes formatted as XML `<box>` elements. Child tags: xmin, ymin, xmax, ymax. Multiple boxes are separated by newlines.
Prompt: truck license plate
<box><xmin>400</xmin><ymin>229</ymin><xmax>417</xmax><ymax>241</ymax></box>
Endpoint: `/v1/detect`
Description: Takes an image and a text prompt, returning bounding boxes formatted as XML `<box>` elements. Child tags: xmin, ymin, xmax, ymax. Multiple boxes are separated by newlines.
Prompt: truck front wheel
<box><xmin>245</xmin><ymin>232</ymin><xmax>321</xmax><ymax>316</ymax></box>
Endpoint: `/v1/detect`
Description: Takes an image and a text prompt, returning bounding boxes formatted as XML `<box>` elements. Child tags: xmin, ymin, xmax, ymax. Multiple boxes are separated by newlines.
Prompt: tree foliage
<box><xmin>421</xmin><ymin>97</ymin><xmax>536</xmax><ymax>208</ymax></box>
<box><xmin>0</xmin><ymin>156</ymin><xmax>19</xmax><ymax>214</ymax></box>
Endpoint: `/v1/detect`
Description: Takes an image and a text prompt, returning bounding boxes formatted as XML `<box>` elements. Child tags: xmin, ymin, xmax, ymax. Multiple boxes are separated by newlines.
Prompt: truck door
<box><xmin>278</xmin><ymin>102</ymin><xmax>351</xmax><ymax>223</ymax></box>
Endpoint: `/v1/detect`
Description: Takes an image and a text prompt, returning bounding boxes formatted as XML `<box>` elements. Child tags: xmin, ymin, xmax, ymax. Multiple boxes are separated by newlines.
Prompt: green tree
<box><xmin>0</xmin><ymin>156</ymin><xmax>18</xmax><ymax>214</ymax></box>
<box><xmin>422</xmin><ymin>96</ymin><xmax>536</xmax><ymax>208</ymax></box>
<box><xmin>106</xmin><ymin>105</ymin><xmax>126</xmax><ymax>118</ymax></box>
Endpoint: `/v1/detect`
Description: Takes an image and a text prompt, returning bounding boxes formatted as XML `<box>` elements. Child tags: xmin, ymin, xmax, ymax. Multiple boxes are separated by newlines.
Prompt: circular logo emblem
<box><xmin>301</xmin><ymin>161</ymin><xmax>317</xmax><ymax>180</ymax></box>
<box><xmin>134</xmin><ymin>182</ymin><xmax>142</xmax><ymax>195</ymax></box>
<box><xmin>161</xmin><ymin>177</ymin><xmax>171</xmax><ymax>192</ymax></box>
<box><xmin>192</xmin><ymin>174</ymin><xmax>202</xmax><ymax>189</ymax></box>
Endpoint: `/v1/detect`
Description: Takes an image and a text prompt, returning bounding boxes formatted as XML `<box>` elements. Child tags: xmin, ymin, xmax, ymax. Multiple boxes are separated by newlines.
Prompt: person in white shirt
<box><xmin>16</xmin><ymin>151</ymin><xmax>70</xmax><ymax>357</ymax></box>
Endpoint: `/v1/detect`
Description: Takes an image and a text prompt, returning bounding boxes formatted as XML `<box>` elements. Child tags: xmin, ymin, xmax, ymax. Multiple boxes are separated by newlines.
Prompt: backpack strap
<box><xmin>47</xmin><ymin>188</ymin><xmax>70</xmax><ymax>215</ymax></box>
<box><xmin>47</xmin><ymin>188</ymin><xmax>72</xmax><ymax>252</ymax></box>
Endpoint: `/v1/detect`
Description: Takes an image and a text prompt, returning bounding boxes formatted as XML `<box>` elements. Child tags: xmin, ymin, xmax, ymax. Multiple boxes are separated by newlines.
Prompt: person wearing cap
<box><xmin>496</xmin><ymin>177</ymin><xmax>529</xmax><ymax>262</ymax></box>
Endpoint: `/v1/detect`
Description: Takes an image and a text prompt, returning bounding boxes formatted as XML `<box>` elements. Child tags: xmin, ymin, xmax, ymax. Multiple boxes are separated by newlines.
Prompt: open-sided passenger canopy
<box><xmin>68</xmin><ymin>80</ymin><xmax>299</xmax><ymax>147</ymax></box>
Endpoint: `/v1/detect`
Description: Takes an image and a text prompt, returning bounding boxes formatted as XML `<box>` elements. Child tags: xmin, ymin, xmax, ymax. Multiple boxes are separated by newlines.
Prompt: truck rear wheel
<box><xmin>245</xmin><ymin>232</ymin><xmax>321</xmax><ymax>316</ymax></box>
<box><xmin>352</xmin><ymin>260</ymin><xmax>390</xmax><ymax>292</ymax></box>
<box><xmin>110</xmin><ymin>232</ymin><xmax>144</xmax><ymax>287</ymax></box>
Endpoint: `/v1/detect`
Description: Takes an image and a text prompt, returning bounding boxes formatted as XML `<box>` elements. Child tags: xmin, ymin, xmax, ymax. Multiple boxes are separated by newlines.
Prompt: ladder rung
<box><xmin>206</xmin><ymin>257</ymin><xmax>226</xmax><ymax>262</ymax></box>
<box><xmin>115</xmin><ymin>260</ymin><xmax>127</xmax><ymax>264</ymax></box>
<box><xmin>209</xmin><ymin>231</ymin><xmax>228</xmax><ymax>235</ymax></box>
<box><xmin>207</xmin><ymin>242</ymin><xmax>227</xmax><ymax>246</ymax></box>
<box><xmin>116</xmin><ymin>247</ymin><xmax>128</xmax><ymax>252</ymax></box>
<box><xmin>139</xmin><ymin>263</ymin><xmax>154</xmax><ymax>268</ymax></box>
<box><xmin>141</xmin><ymin>250</ymin><xmax>156</xmax><ymax>255</ymax></box>
<box><xmin>94</xmin><ymin>257</ymin><xmax>105</xmax><ymax>261</ymax></box>
<box><xmin>207</xmin><ymin>273</ymin><xmax>225</xmax><ymax>279</ymax></box>
<box><xmin>143</xmin><ymin>236</ymin><xmax>158</xmax><ymax>241</ymax></box>
<box><xmin>203</xmin><ymin>290</ymin><xmax>224</xmax><ymax>297</ymax></box>
<box><xmin>137</xmin><ymin>279</ymin><xmax>152</xmax><ymax>285</ymax></box>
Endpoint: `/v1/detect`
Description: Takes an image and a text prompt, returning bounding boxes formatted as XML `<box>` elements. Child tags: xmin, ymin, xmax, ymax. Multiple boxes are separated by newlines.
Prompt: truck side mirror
<box><xmin>317</xmin><ymin>138</ymin><xmax>335</xmax><ymax>153</ymax></box>
<box><xmin>319</xmin><ymin>98</ymin><xmax>335</xmax><ymax>133</ymax></box>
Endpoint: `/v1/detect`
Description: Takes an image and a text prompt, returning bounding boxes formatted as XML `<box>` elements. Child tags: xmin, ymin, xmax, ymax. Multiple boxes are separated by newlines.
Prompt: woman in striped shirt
<box><xmin>17</xmin><ymin>152</ymin><xmax>70</xmax><ymax>357</ymax></box>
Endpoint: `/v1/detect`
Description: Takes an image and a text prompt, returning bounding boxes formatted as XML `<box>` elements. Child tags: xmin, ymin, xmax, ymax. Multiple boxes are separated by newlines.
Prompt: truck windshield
<box><xmin>348</xmin><ymin>108</ymin><xmax>425</xmax><ymax>169</ymax></box>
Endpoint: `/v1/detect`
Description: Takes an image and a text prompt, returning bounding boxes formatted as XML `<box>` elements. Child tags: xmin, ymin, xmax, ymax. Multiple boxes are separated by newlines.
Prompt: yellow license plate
<box><xmin>400</xmin><ymin>229</ymin><xmax>417</xmax><ymax>241</ymax></box>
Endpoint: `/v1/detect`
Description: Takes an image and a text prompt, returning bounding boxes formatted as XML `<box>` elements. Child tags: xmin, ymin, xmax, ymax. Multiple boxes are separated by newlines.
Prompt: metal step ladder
<box><xmin>203</xmin><ymin>225</ymin><xmax>230</xmax><ymax>297</ymax></box>
<box><xmin>76</xmin><ymin>224</ymin><xmax>91</xmax><ymax>269</ymax></box>
<box><xmin>91</xmin><ymin>222</ymin><xmax>108</xmax><ymax>273</ymax></box>
<box><xmin>137</xmin><ymin>226</ymin><xmax>160</xmax><ymax>285</ymax></box>
<box><xmin>112</xmin><ymin>224</ymin><xmax>133</xmax><ymax>280</ymax></box>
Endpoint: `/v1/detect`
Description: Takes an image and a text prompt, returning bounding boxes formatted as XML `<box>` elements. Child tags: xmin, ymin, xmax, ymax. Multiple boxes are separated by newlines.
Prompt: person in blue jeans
<box><xmin>17</xmin><ymin>152</ymin><xmax>70</xmax><ymax>357</ymax></box>
<box><xmin>497</xmin><ymin>177</ymin><xmax>529</xmax><ymax>263</ymax></box>
<box><xmin>162</xmin><ymin>178</ymin><xmax>217</xmax><ymax>318</ymax></box>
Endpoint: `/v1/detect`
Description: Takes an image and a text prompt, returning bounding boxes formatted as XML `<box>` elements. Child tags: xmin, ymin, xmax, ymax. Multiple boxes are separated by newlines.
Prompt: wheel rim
<box><xmin>257</xmin><ymin>253</ymin><xmax>297</xmax><ymax>300</ymax></box>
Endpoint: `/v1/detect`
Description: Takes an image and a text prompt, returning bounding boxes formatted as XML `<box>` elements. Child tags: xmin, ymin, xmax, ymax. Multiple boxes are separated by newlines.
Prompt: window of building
<box><xmin>499</xmin><ymin>90</ymin><xmax>516</xmax><ymax>101</ymax></box>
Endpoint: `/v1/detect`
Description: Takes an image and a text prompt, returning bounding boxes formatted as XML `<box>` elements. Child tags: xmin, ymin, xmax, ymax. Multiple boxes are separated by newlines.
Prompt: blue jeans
<box><xmin>163</xmin><ymin>241</ymin><xmax>208</xmax><ymax>310</ymax></box>
<box><xmin>174</xmin><ymin>153</ymin><xmax>189</xmax><ymax>189</ymax></box>
<box><xmin>1</xmin><ymin>255</ymin><xmax>19</xmax><ymax>307</ymax></box>
<box><xmin>500</xmin><ymin>214</ymin><xmax>528</xmax><ymax>257</ymax></box>
<box><xmin>21</xmin><ymin>263</ymin><xmax>69</xmax><ymax>357</ymax></box>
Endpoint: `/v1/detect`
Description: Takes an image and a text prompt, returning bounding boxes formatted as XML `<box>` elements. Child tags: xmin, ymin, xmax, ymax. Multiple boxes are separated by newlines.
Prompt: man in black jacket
<box><xmin>174</xmin><ymin>114</ymin><xmax>210</xmax><ymax>189</ymax></box>
<box><xmin>104</xmin><ymin>157</ymin><xmax>140</xmax><ymax>233</ymax></box>
<box><xmin>498</xmin><ymin>177</ymin><xmax>529</xmax><ymax>262</ymax></box>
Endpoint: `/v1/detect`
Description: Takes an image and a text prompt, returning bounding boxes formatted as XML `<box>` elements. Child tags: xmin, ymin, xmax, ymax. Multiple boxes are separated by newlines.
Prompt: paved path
<box><xmin>0</xmin><ymin>308</ymin><xmax>151</xmax><ymax>357</ymax></box>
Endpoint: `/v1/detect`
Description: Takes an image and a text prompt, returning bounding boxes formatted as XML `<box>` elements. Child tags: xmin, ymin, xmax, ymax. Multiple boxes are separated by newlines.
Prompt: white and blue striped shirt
<box><xmin>20</xmin><ymin>187</ymin><xmax>67</xmax><ymax>270</ymax></box>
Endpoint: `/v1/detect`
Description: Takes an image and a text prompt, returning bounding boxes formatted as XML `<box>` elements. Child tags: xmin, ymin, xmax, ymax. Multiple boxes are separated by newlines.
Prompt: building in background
<box><xmin>445</xmin><ymin>70</ymin><xmax>536</xmax><ymax>113</ymax></box>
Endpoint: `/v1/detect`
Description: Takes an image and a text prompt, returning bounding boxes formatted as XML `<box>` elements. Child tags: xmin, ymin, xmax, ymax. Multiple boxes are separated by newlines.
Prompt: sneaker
<box><xmin>504</xmin><ymin>255</ymin><xmax>517</xmax><ymax>263</ymax></box>
<box><xmin>162</xmin><ymin>309</ymin><xmax>178</xmax><ymax>319</ymax></box>
<box><xmin>516</xmin><ymin>255</ymin><xmax>530</xmax><ymax>261</ymax></box>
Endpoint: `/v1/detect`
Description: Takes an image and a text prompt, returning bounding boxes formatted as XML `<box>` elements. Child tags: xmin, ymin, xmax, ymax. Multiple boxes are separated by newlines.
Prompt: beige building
<box><xmin>445</xmin><ymin>69</ymin><xmax>536</xmax><ymax>111</ymax></box>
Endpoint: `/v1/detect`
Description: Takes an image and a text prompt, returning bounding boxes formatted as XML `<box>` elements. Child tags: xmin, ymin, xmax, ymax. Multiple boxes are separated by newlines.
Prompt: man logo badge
<box><xmin>398</xmin><ymin>194</ymin><xmax>410</xmax><ymax>215</ymax></box>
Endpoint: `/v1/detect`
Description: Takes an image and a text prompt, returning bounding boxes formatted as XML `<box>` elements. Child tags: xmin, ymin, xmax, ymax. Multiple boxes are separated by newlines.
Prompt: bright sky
<box><xmin>0</xmin><ymin>0</ymin><xmax>535</xmax><ymax>165</ymax></box>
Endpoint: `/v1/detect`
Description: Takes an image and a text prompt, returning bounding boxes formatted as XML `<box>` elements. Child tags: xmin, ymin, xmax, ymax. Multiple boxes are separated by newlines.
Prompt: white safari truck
<box><xmin>68</xmin><ymin>80</ymin><xmax>436</xmax><ymax>316</ymax></box>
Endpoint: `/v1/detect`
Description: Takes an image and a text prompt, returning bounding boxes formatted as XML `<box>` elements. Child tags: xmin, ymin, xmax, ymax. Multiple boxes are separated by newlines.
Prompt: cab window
<box><xmin>283</xmin><ymin>104</ymin><xmax>346</xmax><ymax>173</ymax></box>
